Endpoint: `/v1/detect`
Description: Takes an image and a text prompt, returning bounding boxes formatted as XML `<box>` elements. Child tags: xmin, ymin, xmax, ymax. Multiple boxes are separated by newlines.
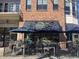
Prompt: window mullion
<box><xmin>42</xmin><ymin>0</ymin><xmax>43</xmax><ymax>10</ymax></box>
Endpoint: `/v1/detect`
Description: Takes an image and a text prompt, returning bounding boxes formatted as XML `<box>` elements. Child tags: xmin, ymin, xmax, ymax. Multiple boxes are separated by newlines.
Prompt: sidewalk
<box><xmin>0</xmin><ymin>48</ymin><xmax>4</xmax><ymax>56</ymax></box>
<box><xmin>59</xmin><ymin>56</ymin><xmax>79</xmax><ymax>59</ymax></box>
<box><xmin>0</xmin><ymin>56</ymin><xmax>38</xmax><ymax>59</ymax></box>
<box><xmin>0</xmin><ymin>48</ymin><xmax>79</xmax><ymax>59</ymax></box>
<box><xmin>0</xmin><ymin>56</ymin><xmax>78</xmax><ymax>59</ymax></box>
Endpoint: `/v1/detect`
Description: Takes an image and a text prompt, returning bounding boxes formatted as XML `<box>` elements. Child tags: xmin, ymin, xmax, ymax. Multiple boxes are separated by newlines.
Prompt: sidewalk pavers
<box><xmin>0</xmin><ymin>48</ymin><xmax>4</xmax><ymax>56</ymax></box>
<box><xmin>0</xmin><ymin>56</ymin><xmax>78</xmax><ymax>59</ymax></box>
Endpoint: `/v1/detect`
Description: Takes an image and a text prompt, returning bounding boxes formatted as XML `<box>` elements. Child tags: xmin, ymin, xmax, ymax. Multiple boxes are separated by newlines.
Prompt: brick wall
<box><xmin>20</xmin><ymin>0</ymin><xmax>66</xmax><ymax>49</ymax></box>
<box><xmin>21</xmin><ymin>0</ymin><xmax>65</xmax><ymax>29</ymax></box>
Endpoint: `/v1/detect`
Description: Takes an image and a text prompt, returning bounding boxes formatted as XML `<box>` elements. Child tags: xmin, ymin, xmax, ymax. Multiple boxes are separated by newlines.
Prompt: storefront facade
<box><xmin>20</xmin><ymin>0</ymin><xmax>66</xmax><ymax>49</ymax></box>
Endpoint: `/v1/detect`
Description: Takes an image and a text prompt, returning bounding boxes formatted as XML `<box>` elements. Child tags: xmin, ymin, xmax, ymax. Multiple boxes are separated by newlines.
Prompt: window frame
<box><xmin>64</xmin><ymin>0</ymin><xmax>70</xmax><ymax>15</ymax></box>
<box><xmin>53</xmin><ymin>0</ymin><xmax>59</xmax><ymax>11</ymax></box>
<box><xmin>37</xmin><ymin>0</ymin><xmax>47</xmax><ymax>11</ymax></box>
<box><xmin>0</xmin><ymin>3</ymin><xmax>3</xmax><ymax>12</ymax></box>
<box><xmin>16</xmin><ymin>3</ymin><xmax>20</xmax><ymax>12</ymax></box>
<box><xmin>8</xmin><ymin>3</ymin><xmax>14</xmax><ymax>12</ymax></box>
<box><xmin>26</xmin><ymin>0</ymin><xmax>31</xmax><ymax>11</ymax></box>
<box><xmin>4</xmin><ymin>3</ymin><xmax>8</xmax><ymax>12</ymax></box>
<box><xmin>72</xmin><ymin>1</ymin><xmax>77</xmax><ymax>17</ymax></box>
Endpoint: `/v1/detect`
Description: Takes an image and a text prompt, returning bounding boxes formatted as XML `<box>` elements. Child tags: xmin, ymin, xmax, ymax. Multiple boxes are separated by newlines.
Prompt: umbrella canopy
<box><xmin>66</xmin><ymin>26</ymin><xmax>79</xmax><ymax>33</ymax></box>
<box><xmin>9</xmin><ymin>27</ymin><xmax>35</xmax><ymax>33</ymax></box>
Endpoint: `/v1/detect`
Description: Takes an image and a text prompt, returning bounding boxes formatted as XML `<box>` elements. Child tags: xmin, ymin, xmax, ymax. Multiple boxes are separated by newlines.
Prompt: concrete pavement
<box><xmin>0</xmin><ymin>56</ymin><xmax>78</xmax><ymax>59</ymax></box>
<box><xmin>0</xmin><ymin>48</ymin><xmax>79</xmax><ymax>59</ymax></box>
<box><xmin>0</xmin><ymin>56</ymin><xmax>38</xmax><ymax>59</ymax></box>
<box><xmin>59</xmin><ymin>56</ymin><xmax>79</xmax><ymax>59</ymax></box>
<box><xmin>0</xmin><ymin>48</ymin><xmax>4</xmax><ymax>56</ymax></box>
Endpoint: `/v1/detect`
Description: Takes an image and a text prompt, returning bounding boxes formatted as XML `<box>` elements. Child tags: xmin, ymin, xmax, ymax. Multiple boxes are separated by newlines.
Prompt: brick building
<box><xmin>0</xmin><ymin>0</ymin><xmax>67</xmax><ymax>49</ymax></box>
<box><xmin>18</xmin><ymin>0</ymin><xmax>66</xmax><ymax>48</ymax></box>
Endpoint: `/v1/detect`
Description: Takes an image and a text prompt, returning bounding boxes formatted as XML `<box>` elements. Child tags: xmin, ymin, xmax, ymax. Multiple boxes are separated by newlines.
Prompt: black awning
<box><xmin>66</xmin><ymin>25</ymin><xmax>79</xmax><ymax>33</ymax></box>
<box><xmin>23</xmin><ymin>21</ymin><xmax>62</xmax><ymax>32</ymax></box>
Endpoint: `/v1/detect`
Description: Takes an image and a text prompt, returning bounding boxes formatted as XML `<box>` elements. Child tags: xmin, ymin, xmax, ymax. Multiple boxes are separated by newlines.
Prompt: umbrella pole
<box><xmin>10</xmin><ymin>32</ymin><xmax>12</xmax><ymax>54</ymax></box>
<box><xmin>27</xmin><ymin>34</ymin><xmax>30</xmax><ymax>55</ymax></box>
<box><xmin>23</xmin><ymin>34</ymin><xmax>29</xmax><ymax>56</ymax></box>
<box><xmin>23</xmin><ymin>43</ymin><xmax>25</xmax><ymax>56</ymax></box>
<box><xmin>23</xmin><ymin>34</ymin><xmax>26</xmax><ymax>56</ymax></box>
<box><xmin>3</xmin><ymin>28</ymin><xmax>6</xmax><ymax>56</ymax></box>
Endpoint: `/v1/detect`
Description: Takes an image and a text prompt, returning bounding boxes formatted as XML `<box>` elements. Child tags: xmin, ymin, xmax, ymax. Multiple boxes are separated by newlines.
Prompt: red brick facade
<box><xmin>19</xmin><ymin>0</ymin><xmax>66</xmax><ymax>49</ymax></box>
<box><xmin>20</xmin><ymin>0</ymin><xmax>65</xmax><ymax>29</ymax></box>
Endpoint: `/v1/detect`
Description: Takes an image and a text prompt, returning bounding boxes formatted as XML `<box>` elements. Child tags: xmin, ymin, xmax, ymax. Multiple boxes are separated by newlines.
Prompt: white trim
<box><xmin>13</xmin><ymin>3</ymin><xmax>16</xmax><ymax>12</ymax></box>
<box><xmin>0</xmin><ymin>12</ymin><xmax>18</xmax><ymax>14</ymax></box>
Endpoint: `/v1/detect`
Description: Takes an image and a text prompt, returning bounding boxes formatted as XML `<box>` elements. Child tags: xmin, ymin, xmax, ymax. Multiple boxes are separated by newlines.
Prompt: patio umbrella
<box><xmin>9</xmin><ymin>27</ymin><xmax>35</xmax><ymax>55</ymax></box>
<box><xmin>34</xmin><ymin>29</ymin><xmax>64</xmax><ymax>33</ymax></box>
<box><xmin>9</xmin><ymin>27</ymin><xmax>35</xmax><ymax>33</ymax></box>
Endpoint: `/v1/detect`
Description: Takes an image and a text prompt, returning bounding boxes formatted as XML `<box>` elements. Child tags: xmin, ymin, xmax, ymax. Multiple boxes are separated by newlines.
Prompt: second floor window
<box><xmin>72</xmin><ymin>1</ymin><xmax>77</xmax><ymax>17</ymax></box>
<box><xmin>53</xmin><ymin>0</ymin><xmax>58</xmax><ymax>11</ymax></box>
<box><xmin>0</xmin><ymin>3</ymin><xmax>20</xmax><ymax>12</ymax></box>
<box><xmin>0</xmin><ymin>3</ymin><xmax>3</xmax><ymax>12</ymax></box>
<box><xmin>16</xmin><ymin>3</ymin><xmax>20</xmax><ymax>12</ymax></box>
<box><xmin>26</xmin><ymin>0</ymin><xmax>31</xmax><ymax>11</ymax></box>
<box><xmin>37</xmin><ymin>0</ymin><xmax>47</xmax><ymax>11</ymax></box>
<box><xmin>4</xmin><ymin>3</ymin><xmax>8</xmax><ymax>12</ymax></box>
<box><xmin>8</xmin><ymin>3</ymin><xmax>14</xmax><ymax>12</ymax></box>
<box><xmin>64</xmin><ymin>0</ymin><xmax>70</xmax><ymax>14</ymax></box>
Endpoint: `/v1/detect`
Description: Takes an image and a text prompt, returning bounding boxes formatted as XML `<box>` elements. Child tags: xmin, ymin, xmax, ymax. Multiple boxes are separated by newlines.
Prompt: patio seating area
<box><xmin>4</xmin><ymin>40</ymin><xmax>57</xmax><ymax>56</ymax></box>
<box><xmin>2</xmin><ymin>25</ymin><xmax>79</xmax><ymax>58</ymax></box>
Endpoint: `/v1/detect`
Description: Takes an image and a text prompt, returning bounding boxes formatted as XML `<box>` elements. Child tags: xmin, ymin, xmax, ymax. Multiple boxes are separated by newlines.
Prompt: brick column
<box><xmin>17</xmin><ymin>21</ymin><xmax>24</xmax><ymax>41</ymax></box>
<box><xmin>59</xmin><ymin>33</ymin><xmax>67</xmax><ymax>49</ymax></box>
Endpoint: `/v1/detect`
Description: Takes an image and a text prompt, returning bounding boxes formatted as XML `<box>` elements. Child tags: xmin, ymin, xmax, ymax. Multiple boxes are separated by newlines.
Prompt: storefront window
<box><xmin>0</xmin><ymin>27</ymin><xmax>17</xmax><ymax>47</ymax></box>
<box><xmin>74</xmin><ymin>35</ymin><xmax>78</xmax><ymax>38</ymax></box>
